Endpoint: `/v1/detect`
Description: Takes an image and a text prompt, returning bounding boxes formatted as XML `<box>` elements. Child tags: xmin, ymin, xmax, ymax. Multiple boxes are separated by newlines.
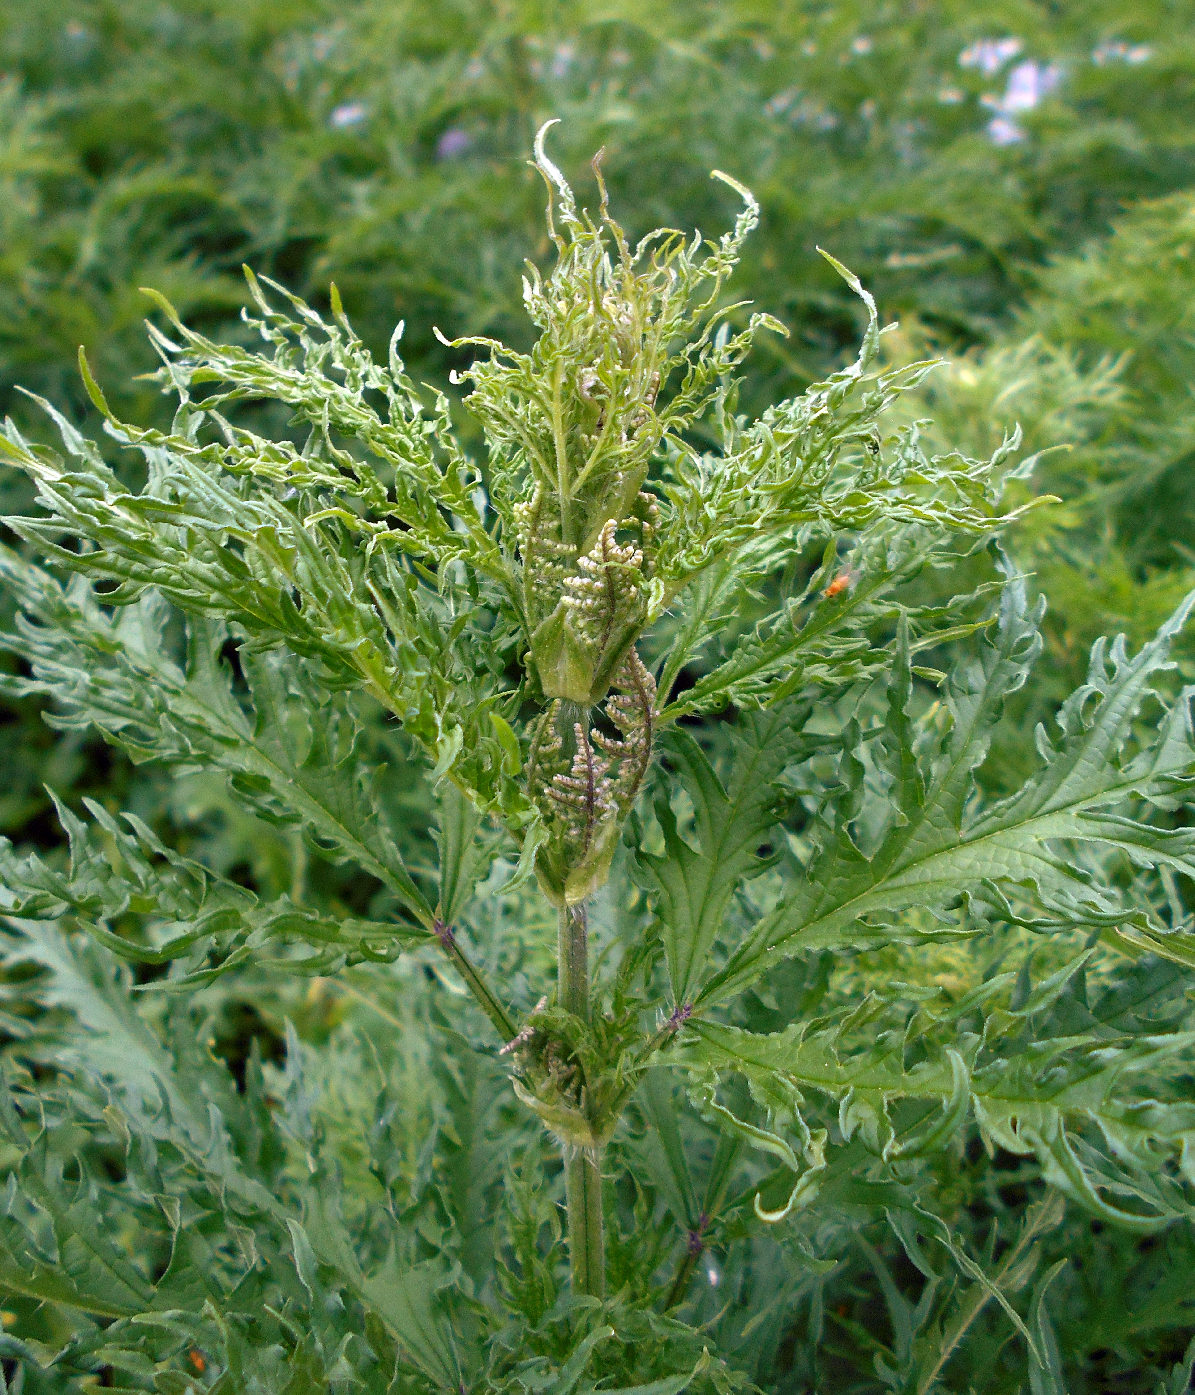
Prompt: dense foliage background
<box><xmin>0</xmin><ymin>2</ymin><xmax>1192</xmax><ymax>1390</ymax></box>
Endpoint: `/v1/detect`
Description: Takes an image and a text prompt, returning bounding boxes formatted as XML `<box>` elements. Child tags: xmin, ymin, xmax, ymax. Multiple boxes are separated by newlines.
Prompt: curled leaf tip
<box><xmin>77</xmin><ymin>347</ymin><xmax>113</xmax><ymax>416</ymax></box>
<box><xmin>532</xmin><ymin>119</ymin><xmax>567</xmax><ymax>190</ymax></box>
<box><xmin>710</xmin><ymin>169</ymin><xmax>757</xmax><ymax>209</ymax></box>
<box><xmin>815</xmin><ymin>247</ymin><xmax>866</xmax><ymax>296</ymax></box>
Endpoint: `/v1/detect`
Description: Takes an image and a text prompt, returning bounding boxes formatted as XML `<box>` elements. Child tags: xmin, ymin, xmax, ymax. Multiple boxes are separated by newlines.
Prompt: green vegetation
<box><xmin>0</xmin><ymin>4</ymin><xmax>1193</xmax><ymax>1391</ymax></box>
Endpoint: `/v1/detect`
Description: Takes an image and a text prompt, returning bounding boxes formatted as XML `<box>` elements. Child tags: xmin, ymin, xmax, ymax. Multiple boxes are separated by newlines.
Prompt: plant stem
<box><xmin>664</xmin><ymin>1246</ymin><xmax>700</xmax><ymax>1312</ymax></box>
<box><xmin>558</xmin><ymin>902</ymin><xmax>605</xmax><ymax>1298</ymax></box>
<box><xmin>550</xmin><ymin>362</ymin><xmax>573</xmax><ymax>544</ymax></box>
<box><xmin>433</xmin><ymin>918</ymin><xmax>518</xmax><ymax>1043</ymax></box>
<box><xmin>564</xmin><ymin>1144</ymin><xmax>605</xmax><ymax>1299</ymax></box>
<box><xmin>558</xmin><ymin>901</ymin><xmax>590</xmax><ymax>1019</ymax></box>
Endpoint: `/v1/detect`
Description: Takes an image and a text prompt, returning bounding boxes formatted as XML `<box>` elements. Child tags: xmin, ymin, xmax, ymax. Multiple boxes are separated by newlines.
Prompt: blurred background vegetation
<box><xmin>1</xmin><ymin>2</ymin><xmax>1193</xmax><ymax>1390</ymax></box>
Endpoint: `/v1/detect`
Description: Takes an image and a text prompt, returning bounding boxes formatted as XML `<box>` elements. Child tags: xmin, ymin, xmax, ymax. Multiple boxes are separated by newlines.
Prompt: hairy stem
<box><xmin>558</xmin><ymin>901</ymin><xmax>591</xmax><ymax>1020</ymax></box>
<box><xmin>433</xmin><ymin>918</ymin><xmax>518</xmax><ymax>1042</ymax></box>
<box><xmin>664</xmin><ymin>1245</ymin><xmax>700</xmax><ymax>1312</ymax></box>
<box><xmin>558</xmin><ymin>902</ymin><xmax>605</xmax><ymax>1297</ymax></box>
<box><xmin>564</xmin><ymin>1145</ymin><xmax>605</xmax><ymax>1300</ymax></box>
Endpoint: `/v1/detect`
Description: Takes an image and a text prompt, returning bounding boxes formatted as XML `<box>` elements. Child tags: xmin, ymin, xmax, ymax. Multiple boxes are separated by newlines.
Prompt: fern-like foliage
<box><xmin>640</xmin><ymin>573</ymin><xmax>1195</xmax><ymax>1235</ymax></box>
<box><xmin>695</xmin><ymin>574</ymin><xmax>1195</xmax><ymax>1008</ymax></box>
<box><xmin>0</xmin><ymin>132</ymin><xmax>1192</xmax><ymax>1388</ymax></box>
<box><xmin>0</xmin><ymin>555</ymin><xmax>434</xmax><ymax>922</ymax></box>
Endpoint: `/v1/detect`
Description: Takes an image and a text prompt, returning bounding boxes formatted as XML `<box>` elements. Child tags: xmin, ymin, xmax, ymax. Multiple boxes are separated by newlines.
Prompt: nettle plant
<box><xmin>0</xmin><ymin>128</ymin><xmax>1193</xmax><ymax>1390</ymax></box>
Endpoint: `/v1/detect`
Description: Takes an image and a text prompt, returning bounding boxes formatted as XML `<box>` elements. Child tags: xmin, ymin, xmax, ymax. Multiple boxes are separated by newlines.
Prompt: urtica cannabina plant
<box><xmin>0</xmin><ymin>127</ymin><xmax>1192</xmax><ymax>1386</ymax></box>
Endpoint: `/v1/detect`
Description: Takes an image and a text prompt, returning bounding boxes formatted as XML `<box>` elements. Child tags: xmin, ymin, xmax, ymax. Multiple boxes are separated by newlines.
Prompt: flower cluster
<box><xmin>526</xmin><ymin>648</ymin><xmax>656</xmax><ymax>905</ymax></box>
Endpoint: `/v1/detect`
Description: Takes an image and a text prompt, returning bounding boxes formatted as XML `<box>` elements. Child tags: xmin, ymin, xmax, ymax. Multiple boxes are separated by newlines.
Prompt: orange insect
<box><xmin>823</xmin><ymin>567</ymin><xmax>858</xmax><ymax>599</ymax></box>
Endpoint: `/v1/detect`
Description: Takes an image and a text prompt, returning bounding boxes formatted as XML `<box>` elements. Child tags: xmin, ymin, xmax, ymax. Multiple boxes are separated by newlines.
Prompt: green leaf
<box><xmin>0</xmin><ymin>795</ymin><xmax>421</xmax><ymax>983</ymax></box>
<box><xmin>358</xmin><ymin>1258</ymin><xmax>462</xmax><ymax>1390</ymax></box>
<box><xmin>911</xmin><ymin>1193</ymin><xmax>1065</xmax><ymax>1395</ymax></box>
<box><xmin>699</xmin><ymin>578</ymin><xmax>1195</xmax><ymax>1007</ymax></box>
<box><xmin>576</xmin><ymin>1364</ymin><xmax>709</xmax><ymax>1395</ymax></box>
<box><xmin>674</xmin><ymin>991</ymin><xmax>1195</xmax><ymax>1230</ymax></box>
<box><xmin>1026</xmin><ymin>1262</ymin><xmax>1068</xmax><ymax>1395</ymax></box>
<box><xmin>434</xmin><ymin>782</ymin><xmax>492</xmax><ymax>927</ymax></box>
<box><xmin>634</xmin><ymin>711</ymin><xmax>800</xmax><ymax>1006</ymax></box>
<box><xmin>0</xmin><ymin>553</ymin><xmax>434</xmax><ymax>927</ymax></box>
<box><xmin>658</xmin><ymin>527</ymin><xmax>996</xmax><ymax>723</ymax></box>
<box><xmin>0</xmin><ymin>1083</ymin><xmax>149</xmax><ymax>1321</ymax></box>
<box><xmin>631</xmin><ymin>1070</ymin><xmax>700</xmax><ymax>1228</ymax></box>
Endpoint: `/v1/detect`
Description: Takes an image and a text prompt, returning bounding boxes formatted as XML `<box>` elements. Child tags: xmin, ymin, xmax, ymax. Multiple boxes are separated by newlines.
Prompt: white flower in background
<box><xmin>1002</xmin><ymin>59</ymin><xmax>1063</xmax><ymax>110</ymax></box>
<box><xmin>988</xmin><ymin>116</ymin><xmax>1025</xmax><ymax>146</ymax></box>
<box><xmin>551</xmin><ymin>41</ymin><xmax>575</xmax><ymax>78</ymax></box>
<box><xmin>1093</xmin><ymin>40</ymin><xmax>1153</xmax><ymax>64</ymax></box>
<box><xmin>436</xmin><ymin>128</ymin><xmax>472</xmax><ymax>160</ymax></box>
<box><xmin>981</xmin><ymin>58</ymin><xmax>1062</xmax><ymax>143</ymax></box>
<box><xmin>329</xmin><ymin>101</ymin><xmax>367</xmax><ymax>130</ymax></box>
<box><xmin>959</xmin><ymin>36</ymin><xmax>1023</xmax><ymax>74</ymax></box>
